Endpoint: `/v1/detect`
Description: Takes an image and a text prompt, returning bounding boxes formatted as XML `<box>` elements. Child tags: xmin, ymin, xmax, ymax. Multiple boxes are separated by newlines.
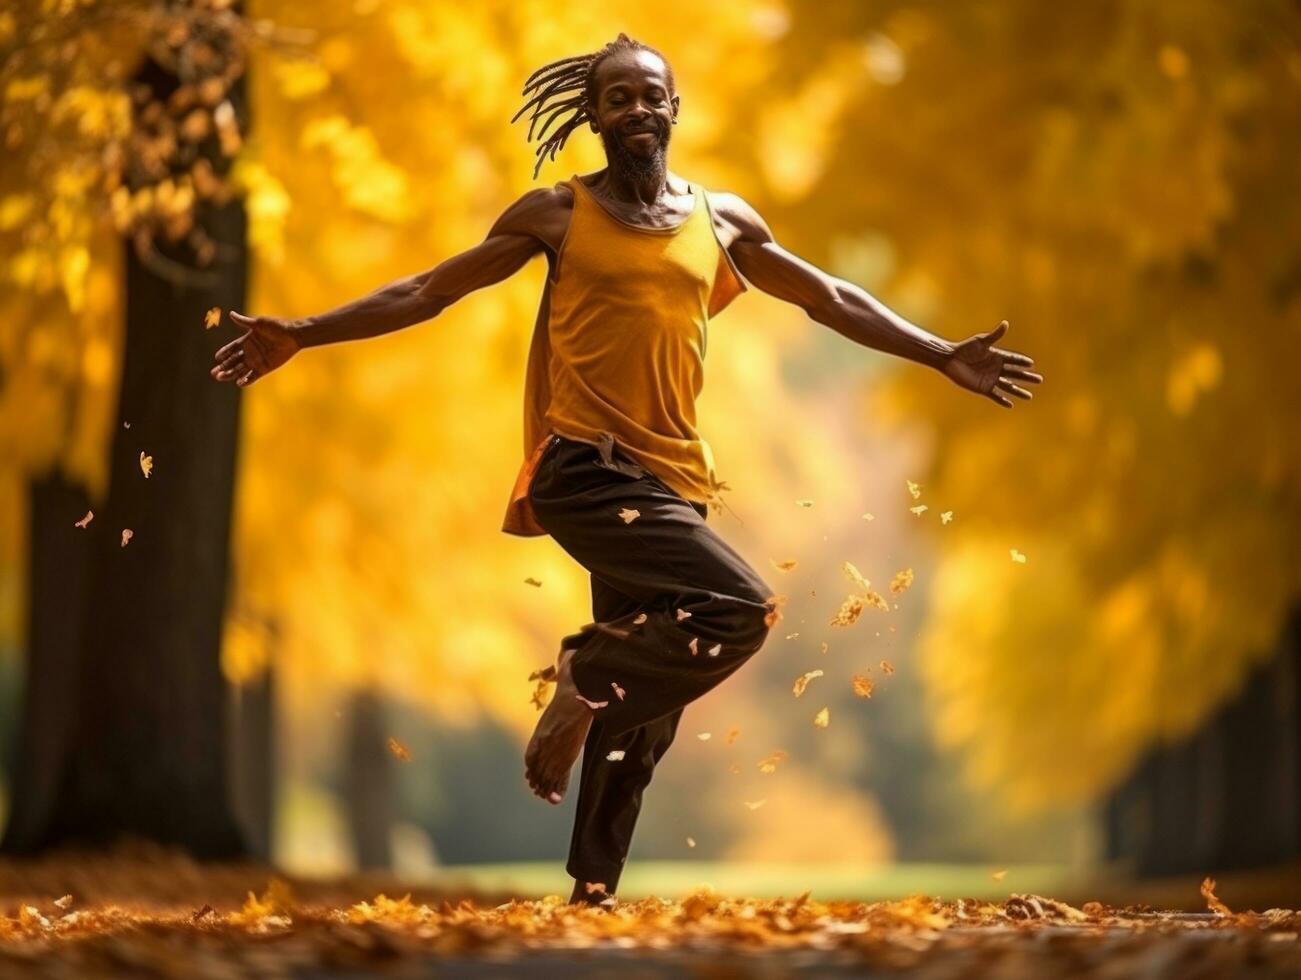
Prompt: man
<box><xmin>211</xmin><ymin>33</ymin><xmax>1042</xmax><ymax>905</ymax></box>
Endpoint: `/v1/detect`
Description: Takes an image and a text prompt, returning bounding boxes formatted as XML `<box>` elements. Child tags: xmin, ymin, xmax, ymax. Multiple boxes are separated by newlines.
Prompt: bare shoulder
<box><xmin>489</xmin><ymin>183</ymin><xmax>576</xmax><ymax>254</ymax></box>
<box><xmin>703</xmin><ymin>189</ymin><xmax>774</xmax><ymax>247</ymax></box>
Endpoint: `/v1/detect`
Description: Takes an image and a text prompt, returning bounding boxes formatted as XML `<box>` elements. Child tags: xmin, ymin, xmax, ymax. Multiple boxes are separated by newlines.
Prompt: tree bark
<box><xmin>6</xmin><ymin>50</ymin><xmax>251</xmax><ymax>857</ymax></box>
<box><xmin>345</xmin><ymin>688</ymin><xmax>394</xmax><ymax>871</ymax></box>
<box><xmin>0</xmin><ymin>472</ymin><xmax>92</xmax><ymax>852</ymax></box>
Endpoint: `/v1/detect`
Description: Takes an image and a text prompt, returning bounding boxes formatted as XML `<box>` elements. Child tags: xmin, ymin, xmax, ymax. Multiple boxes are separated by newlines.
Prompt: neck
<box><xmin>603</xmin><ymin>166</ymin><xmax>669</xmax><ymax>205</ymax></box>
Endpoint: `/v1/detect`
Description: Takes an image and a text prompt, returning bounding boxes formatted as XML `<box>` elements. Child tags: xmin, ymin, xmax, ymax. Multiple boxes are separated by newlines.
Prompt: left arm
<box><xmin>719</xmin><ymin>195</ymin><xmax>1042</xmax><ymax>408</ymax></box>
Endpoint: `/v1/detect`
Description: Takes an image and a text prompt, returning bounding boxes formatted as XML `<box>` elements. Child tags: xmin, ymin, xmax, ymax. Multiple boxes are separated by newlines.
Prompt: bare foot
<box><xmin>569</xmin><ymin>880</ymin><xmax>615</xmax><ymax>907</ymax></box>
<box><xmin>524</xmin><ymin>647</ymin><xmax>596</xmax><ymax>804</ymax></box>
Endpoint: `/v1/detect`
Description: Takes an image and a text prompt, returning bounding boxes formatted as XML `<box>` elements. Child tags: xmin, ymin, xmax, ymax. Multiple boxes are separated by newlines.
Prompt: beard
<box><xmin>601</xmin><ymin>121</ymin><xmax>671</xmax><ymax>182</ymax></box>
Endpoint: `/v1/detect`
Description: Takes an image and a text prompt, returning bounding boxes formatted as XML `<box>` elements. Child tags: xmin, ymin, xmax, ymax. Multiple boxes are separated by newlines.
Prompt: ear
<box><xmin>671</xmin><ymin>94</ymin><xmax>680</xmax><ymax>122</ymax></box>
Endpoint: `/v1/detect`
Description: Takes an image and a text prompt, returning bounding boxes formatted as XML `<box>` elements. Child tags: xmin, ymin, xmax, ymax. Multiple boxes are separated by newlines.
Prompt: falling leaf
<box><xmin>771</xmin><ymin>558</ymin><xmax>798</xmax><ymax>572</ymax></box>
<box><xmin>686</xmin><ymin>837</ymin><xmax>696</xmax><ymax>848</ymax></box>
<box><xmin>795</xmin><ymin>499</ymin><xmax>813</xmax><ymax>507</ymax></box>
<box><xmin>52</xmin><ymin>895</ymin><xmax>73</xmax><ymax>910</ymax></box>
<box><xmin>575</xmin><ymin>695</ymin><xmax>609</xmax><ymax>710</ymax></box>
<box><xmin>122</xmin><ymin>420</ymin><xmax>131</xmax><ymax>428</ymax></box>
<box><xmin>792</xmin><ymin>669</ymin><xmax>824</xmax><ymax>698</ymax></box>
<box><xmin>386</xmin><ymin>737</ymin><xmax>412</xmax><ymax>762</ymax></box>
<box><xmin>1010</xmin><ymin>548</ymin><xmax>1027</xmax><ymax>563</ymax></box>
<box><xmin>889</xmin><ymin>568</ymin><xmax>914</xmax><ymax>595</ymax></box>
<box><xmin>689</xmin><ymin>637</ymin><xmax>699</xmax><ymax>656</ymax></box>
<box><xmin>830</xmin><ymin>595</ymin><xmax>865</xmax><ymax>627</ymax></box>
<box><xmin>204</xmin><ymin>306</ymin><xmax>221</xmax><ymax>329</ymax></box>
<box><xmin>744</xmin><ymin>799</ymin><xmax>767</xmax><ymax>810</ymax></box>
<box><xmin>725</xmin><ymin>728</ymin><xmax>740</xmax><ymax>745</ymax></box>
<box><xmin>633</xmin><ymin>612</ymin><xmax>648</xmax><ymax>625</ymax></box>
<box><xmin>842</xmin><ymin>560</ymin><xmax>872</xmax><ymax>592</ymax></box>
<box><xmin>611</xmin><ymin>681</ymin><xmax>625</xmax><ymax>701</ymax></box>
<box><xmin>523</xmin><ymin>576</ymin><xmax>542</xmax><ymax>587</ymax></box>
<box><xmin>529</xmin><ymin>680</ymin><xmax>552</xmax><ymax>710</ymax></box>
<box><xmin>907</xmin><ymin>480</ymin><xmax>922</xmax><ymax>499</ymax></box>
<box><xmin>74</xmin><ymin>510</ymin><xmax>93</xmax><ymax>528</ymax></box>
<box><xmin>941</xmin><ymin>510</ymin><xmax>954</xmax><ymax>524</ymax></box>
<box><xmin>139</xmin><ymin>451</ymin><xmax>153</xmax><ymax>478</ymax></box>
<box><xmin>862</xmin><ymin>512</ymin><xmax>875</xmax><ymax>521</ymax></box>
<box><xmin>820</xmin><ymin>641</ymin><xmax>829</xmax><ymax>655</ymax></box>
<box><xmin>584</xmin><ymin>882</ymin><xmax>607</xmax><ymax>895</ymax></box>
<box><xmin>728</xmin><ymin>762</ymin><xmax>742</xmax><ymax>775</ymax></box>
<box><xmin>120</xmin><ymin>528</ymin><xmax>133</xmax><ymax>547</ymax></box>
<box><xmin>676</xmin><ymin>608</ymin><xmax>692</xmax><ymax>621</ymax></box>
<box><xmin>606</xmin><ymin>750</ymin><xmax>625</xmax><ymax>762</ymax></box>
<box><xmin>707</xmin><ymin>642</ymin><xmax>722</xmax><ymax>657</ymax></box>
<box><xmin>528</xmin><ymin>665</ymin><xmax>557</xmax><ymax>682</ymax></box>
<box><xmin>763</xmin><ymin>594</ymin><xmax>787</xmax><ymax>628</ymax></box>
<box><xmin>813</xmin><ymin>707</ymin><xmax>830</xmax><ymax>729</ymax></box>
<box><xmin>785</xmin><ymin>632</ymin><xmax>800</xmax><ymax>640</ymax></box>
<box><xmin>618</xmin><ymin>508</ymin><xmax>640</xmax><ymax>524</ymax></box>
<box><xmin>880</xmin><ymin>660</ymin><xmax>894</xmax><ymax>674</ymax></box>
<box><xmin>852</xmin><ymin>675</ymin><xmax>874</xmax><ymax>698</ymax></box>
<box><xmin>991</xmin><ymin>869</ymin><xmax>1008</xmax><ymax>882</ymax></box>
<box><xmin>758</xmin><ymin>750</ymin><xmax>788</xmax><ymax>774</ymax></box>
<box><xmin>1201</xmin><ymin>877</ymin><xmax>1232</xmax><ymax>916</ymax></box>
<box><xmin>696</xmin><ymin>732</ymin><xmax>712</xmax><ymax>741</ymax></box>
<box><xmin>910</xmin><ymin>505</ymin><xmax>928</xmax><ymax>516</ymax></box>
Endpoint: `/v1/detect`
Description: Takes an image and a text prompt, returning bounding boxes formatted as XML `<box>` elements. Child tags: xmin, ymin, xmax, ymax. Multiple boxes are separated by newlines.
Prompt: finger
<box><xmin>980</xmin><ymin>319</ymin><xmax>1008</xmax><ymax>344</ymax></box>
<box><xmin>214</xmin><ymin>338</ymin><xmax>246</xmax><ymax>360</ymax></box>
<box><xmin>214</xmin><ymin>351</ymin><xmax>245</xmax><ymax>373</ymax></box>
<box><xmin>996</xmin><ymin>378</ymin><xmax>1033</xmax><ymax>400</ymax></box>
<box><xmin>989</xmin><ymin>389</ymin><xmax>1013</xmax><ymax>408</ymax></box>
<box><xmin>229</xmin><ymin>311</ymin><xmax>256</xmax><ymax>326</ymax></box>
<box><xmin>1000</xmin><ymin>366</ymin><xmax>1043</xmax><ymax>384</ymax></box>
<box><xmin>212</xmin><ymin>355</ymin><xmax>246</xmax><ymax>378</ymax></box>
<box><xmin>236</xmin><ymin>369</ymin><xmax>256</xmax><ymax>387</ymax></box>
<box><xmin>991</xmin><ymin>346</ymin><xmax>1034</xmax><ymax>367</ymax></box>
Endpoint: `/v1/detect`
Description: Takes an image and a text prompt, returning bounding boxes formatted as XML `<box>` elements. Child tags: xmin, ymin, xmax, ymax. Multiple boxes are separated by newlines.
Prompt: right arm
<box><xmin>211</xmin><ymin>189</ymin><xmax>558</xmax><ymax>386</ymax></box>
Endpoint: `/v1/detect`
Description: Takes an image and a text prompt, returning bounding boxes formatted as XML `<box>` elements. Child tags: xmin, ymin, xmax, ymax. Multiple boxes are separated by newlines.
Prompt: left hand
<box><xmin>941</xmin><ymin>320</ymin><xmax>1043</xmax><ymax>408</ymax></box>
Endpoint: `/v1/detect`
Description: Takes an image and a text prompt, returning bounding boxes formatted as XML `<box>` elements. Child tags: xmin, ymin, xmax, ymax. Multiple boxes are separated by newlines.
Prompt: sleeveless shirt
<box><xmin>501</xmin><ymin>173</ymin><xmax>747</xmax><ymax>537</ymax></box>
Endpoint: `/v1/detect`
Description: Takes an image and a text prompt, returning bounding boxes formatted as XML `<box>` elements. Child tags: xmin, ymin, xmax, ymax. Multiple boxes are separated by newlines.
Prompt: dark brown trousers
<box><xmin>527</xmin><ymin>433</ymin><xmax>774</xmax><ymax>889</ymax></box>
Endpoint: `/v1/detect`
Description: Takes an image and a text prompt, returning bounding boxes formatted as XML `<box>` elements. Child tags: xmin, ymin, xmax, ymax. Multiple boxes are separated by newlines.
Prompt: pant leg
<box><xmin>566</xmin><ymin>573</ymin><xmax>685</xmax><ymax>891</ymax></box>
<box><xmin>529</xmin><ymin>433</ymin><xmax>775</xmax><ymax>738</ymax></box>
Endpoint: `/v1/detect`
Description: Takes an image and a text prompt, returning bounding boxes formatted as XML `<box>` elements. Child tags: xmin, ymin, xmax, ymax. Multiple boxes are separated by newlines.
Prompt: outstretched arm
<box><xmin>719</xmin><ymin>195</ymin><xmax>1042</xmax><ymax>408</ymax></box>
<box><xmin>211</xmin><ymin>190</ymin><xmax>554</xmax><ymax>387</ymax></box>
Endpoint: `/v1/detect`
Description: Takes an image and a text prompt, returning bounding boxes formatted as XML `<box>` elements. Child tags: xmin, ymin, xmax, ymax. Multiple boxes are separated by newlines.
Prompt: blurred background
<box><xmin>0</xmin><ymin>0</ymin><xmax>1298</xmax><ymax>904</ymax></box>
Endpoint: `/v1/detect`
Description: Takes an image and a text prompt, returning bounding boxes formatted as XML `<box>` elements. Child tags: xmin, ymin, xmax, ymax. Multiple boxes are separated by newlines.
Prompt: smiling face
<box><xmin>587</xmin><ymin>48</ymin><xmax>679</xmax><ymax>182</ymax></box>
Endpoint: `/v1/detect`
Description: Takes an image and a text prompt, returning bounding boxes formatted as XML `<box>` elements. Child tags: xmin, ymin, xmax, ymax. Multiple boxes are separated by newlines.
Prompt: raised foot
<box><xmin>524</xmin><ymin>647</ymin><xmax>596</xmax><ymax>804</ymax></box>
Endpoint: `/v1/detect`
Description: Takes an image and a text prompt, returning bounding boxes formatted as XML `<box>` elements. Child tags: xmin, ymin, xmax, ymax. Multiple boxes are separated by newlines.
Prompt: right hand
<box><xmin>210</xmin><ymin>311</ymin><xmax>302</xmax><ymax>388</ymax></box>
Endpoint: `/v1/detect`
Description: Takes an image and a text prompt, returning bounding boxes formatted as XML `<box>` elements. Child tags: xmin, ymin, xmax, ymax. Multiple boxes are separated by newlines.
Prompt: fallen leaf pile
<box><xmin>0</xmin><ymin>877</ymin><xmax>1295</xmax><ymax>978</ymax></box>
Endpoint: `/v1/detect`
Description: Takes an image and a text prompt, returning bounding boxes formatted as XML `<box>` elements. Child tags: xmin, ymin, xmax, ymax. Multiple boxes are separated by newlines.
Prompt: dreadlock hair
<box><xmin>512</xmin><ymin>33</ymin><xmax>675</xmax><ymax>180</ymax></box>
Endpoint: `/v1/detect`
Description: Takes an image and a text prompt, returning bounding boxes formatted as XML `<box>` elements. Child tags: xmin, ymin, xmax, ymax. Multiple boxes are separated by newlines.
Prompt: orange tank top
<box><xmin>501</xmin><ymin>173</ymin><xmax>747</xmax><ymax>536</ymax></box>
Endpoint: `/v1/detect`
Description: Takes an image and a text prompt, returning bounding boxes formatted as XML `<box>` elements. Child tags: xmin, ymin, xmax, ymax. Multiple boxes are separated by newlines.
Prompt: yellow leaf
<box><xmin>792</xmin><ymin>669</ymin><xmax>823</xmax><ymax>697</ymax></box>
<box><xmin>771</xmin><ymin>558</ymin><xmax>798</xmax><ymax>571</ymax></box>
<box><xmin>907</xmin><ymin>480</ymin><xmax>922</xmax><ymax>499</ymax></box>
<box><xmin>204</xmin><ymin>306</ymin><xmax>221</xmax><ymax>329</ymax></box>
<box><xmin>618</xmin><ymin>508</ymin><xmax>640</xmax><ymax>524</ymax></box>
<box><xmin>852</xmin><ymin>675</ymin><xmax>874</xmax><ymax>698</ymax></box>
<box><xmin>889</xmin><ymin>568</ymin><xmax>914</xmax><ymax>595</ymax></box>
<box><xmin>120</xmin><ymin>529</ymin><xmax>133</xmax><ymax>547</ymax></box>
<box><xmin>813</xmin><ymin>707</ymin><xmax>830</xmax><ymax>728</ymax></box>
<box><xmin>1010</xmin><ymin>548</ymin><xmax>1027</xmax><ymax>563</ymax></box>
<box><xmin>74</xmin><ymin>510</ymin><xmax>93</xmax><ymax>528</ymax></box>
<box><xmin>387</xmin><ymin>736</ymin><xmax>411</xmax><ymax>761</ymax></box>
<box><xmin>1200</xmin><ymin>877</ymin><xmax>1232</xmax><ymax>916</ymax></box>
<box><xmin>139</xmin><ymin>451</ymin><xmax>153</xmax><ymax>478</ymax></box>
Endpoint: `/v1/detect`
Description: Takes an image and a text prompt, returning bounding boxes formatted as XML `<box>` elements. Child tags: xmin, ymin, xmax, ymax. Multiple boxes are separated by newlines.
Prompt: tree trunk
<box><xmin>7</xmin><ymin>50</ymin><xmax>251</xmax><ymax>857</ymax></box>
<box><xmin>228</xmin><ymin>659</ymin><xmax>276</xmax><ymax>862</ymax></box>
<box><xmin>345</xmin><ymin>688</ymin><xmax>394</xmax><ymax>870</ymax></box>
<box><xmin>0</xmin><ymin>472</ymin><xmax>92</xmax><ymax>852</ymax></box>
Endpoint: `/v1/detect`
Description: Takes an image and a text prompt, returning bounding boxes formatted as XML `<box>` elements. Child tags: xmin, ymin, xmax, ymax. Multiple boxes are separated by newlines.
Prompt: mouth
<box><xmin>624</xmin><ymin>129</ymin><xmax>660</xmax><ymax>144</ymax></box>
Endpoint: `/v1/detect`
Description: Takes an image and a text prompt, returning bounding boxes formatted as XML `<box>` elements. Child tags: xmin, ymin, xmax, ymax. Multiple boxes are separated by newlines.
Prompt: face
<box><xmin>589</xmin><ymin>49</ymin><xmax>679</xmax><ymax>180</ymax></box>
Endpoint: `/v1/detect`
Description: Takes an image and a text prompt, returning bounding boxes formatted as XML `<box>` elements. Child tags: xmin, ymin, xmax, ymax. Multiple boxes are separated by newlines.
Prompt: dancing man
<box><xmin>211</xmin><ymin>33</ymin><xmax>1041</xmax><ymax>906</ymax></box>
